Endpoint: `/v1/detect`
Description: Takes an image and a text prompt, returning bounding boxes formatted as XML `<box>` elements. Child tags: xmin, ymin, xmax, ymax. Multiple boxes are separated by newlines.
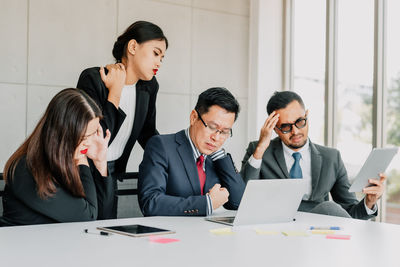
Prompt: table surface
<box><xmin>0</xmin><ymin>210</ymin><xmax>399</xmax><ymax>267</ymax></box>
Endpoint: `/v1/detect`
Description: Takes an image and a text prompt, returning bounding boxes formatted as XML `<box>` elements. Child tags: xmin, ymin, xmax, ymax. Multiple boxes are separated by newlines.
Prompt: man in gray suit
<box><xmin>241</xmin><ymin>91</ymin><xmax>386</xmax><ymax>219</ymax></box>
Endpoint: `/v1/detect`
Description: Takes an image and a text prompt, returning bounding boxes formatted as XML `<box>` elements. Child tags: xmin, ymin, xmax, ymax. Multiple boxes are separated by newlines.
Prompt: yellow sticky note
<box><xmin>311</xmin><ymin>230</ymin><xmax>335</xmax><ymax>235</ymax></box>
<box><xmin>282</xmin><ymin>231</ymin><xmax>309</xmax><ymax>237</ymax></box>
<box><xmin>209</xmin><ymin>228</ymin><xmax>234</xmax><ymax>235</ymax></box>
<box><xmin>255</xmin><ymin>229</ymin><xmax>280</xmax><ymax>235</ymax></box>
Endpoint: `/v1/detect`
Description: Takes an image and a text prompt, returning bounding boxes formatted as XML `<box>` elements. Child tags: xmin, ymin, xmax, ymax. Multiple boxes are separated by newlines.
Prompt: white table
<box><xmin>0</xmin><ymin>211</ymin><xmax>399</xmax><ymax>267</ymax></box>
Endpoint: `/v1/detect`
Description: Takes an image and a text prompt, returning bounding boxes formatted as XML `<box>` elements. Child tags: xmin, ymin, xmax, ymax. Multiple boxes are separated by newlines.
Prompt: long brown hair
<box><xmin>4</xmin><ymin>88</ymin><xmax>102</xmax><ymax>199</ymax></box>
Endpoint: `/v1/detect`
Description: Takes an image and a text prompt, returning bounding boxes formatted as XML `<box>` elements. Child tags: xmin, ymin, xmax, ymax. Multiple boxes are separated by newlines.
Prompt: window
<box><xmin>293</xmin><ymin>0</ymin><xmax>326</xmax><ymax>145</ymax></box>
<box><xmin>385</xmin><ymin>0</ymin><xmax>400</xmax><ymax>224</ymax></box>
<box><xmin>336</xmin><ymin>0</ymin><xmax>374</xmax><ymax>178</ymax></box>
<box><xmin>288</xmin><ymin>0</ymin><xmax>400</xmax><ymax>223</ymax></box>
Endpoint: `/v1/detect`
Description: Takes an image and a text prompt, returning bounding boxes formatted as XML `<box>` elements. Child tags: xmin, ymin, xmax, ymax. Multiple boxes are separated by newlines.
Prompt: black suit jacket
<box><xmin>138</xmin><ymin>130</ymin><xmax>245</xmax><ymax>216</ymax></box>
<box><xmin>77</xmin><ymin>67</ymin><xmax>159</xmax><ymax>174</ymax></box>
<box><xmin>241</xmin><ymin>138</ymin><xmax>376</xmax><ymax>220</ymax></box>
<box><xmin>1</xmin><ymin>157</ymin><xmax>113</xmax><ymax>226</ymax></box>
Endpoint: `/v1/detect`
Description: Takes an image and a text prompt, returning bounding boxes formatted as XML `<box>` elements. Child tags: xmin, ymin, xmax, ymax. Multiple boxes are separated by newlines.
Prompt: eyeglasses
<box><xmin>275</xmin><ymin>116</ymin><xmax>307</xmax><ymax>134</ymax></box>
<box><xmin>196</xmin><ymin>110</ymin><xmax>232</xmax><ymax>138</ymax></box>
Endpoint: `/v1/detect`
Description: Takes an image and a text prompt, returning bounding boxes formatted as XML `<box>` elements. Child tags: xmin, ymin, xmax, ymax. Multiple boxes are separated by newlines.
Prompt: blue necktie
<box><xmin>290</xmin><ymin>152</ymin><xmax>302</xmax><ymax>179</ymax></box>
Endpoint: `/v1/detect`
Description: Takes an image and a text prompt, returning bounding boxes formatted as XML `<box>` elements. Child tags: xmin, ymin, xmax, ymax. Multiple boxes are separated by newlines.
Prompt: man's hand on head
<box><xmin>253</xmin><ymin>111</ymin><xmax>280</xmax><ymax>159</ymax></box>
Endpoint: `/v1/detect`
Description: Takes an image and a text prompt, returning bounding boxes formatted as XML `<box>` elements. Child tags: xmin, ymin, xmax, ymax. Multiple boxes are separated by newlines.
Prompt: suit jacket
<box><xmin>240</xmin><ymin>137</ymin><xmax>376</xmax><ymax>220</ymax></box>
<box><xmin>77</xmin><ymin>67</ymin><xmax>159</xmax><ymax>174</ymax></box>
<box><xmin>2</xmin><ymin>157</ymin><xmax>113</xmax><ymax>226</ymax></box>
<box><xmin>138</xmin><ymin>130</ymin><xmax>245</xmax><ymax>216</ymax></box>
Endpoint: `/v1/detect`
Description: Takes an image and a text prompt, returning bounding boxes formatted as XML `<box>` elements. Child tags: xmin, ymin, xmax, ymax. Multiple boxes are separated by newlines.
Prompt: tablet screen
<box><xmin>98</xmin><ymin>224</ymin><xmax>174</xmax><ymax>237</ymax></box>
<box><xmin>349</xmin><ymin>147</ymin><xmax>398</xmax><ymax>192</ymax></box>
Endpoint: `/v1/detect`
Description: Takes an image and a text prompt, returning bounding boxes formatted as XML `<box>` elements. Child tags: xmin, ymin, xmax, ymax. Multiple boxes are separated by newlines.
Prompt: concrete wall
<box><xmin>0</xmin><ymin>0</ymin><xmax>250</xmax><ymax>217</ymax></box>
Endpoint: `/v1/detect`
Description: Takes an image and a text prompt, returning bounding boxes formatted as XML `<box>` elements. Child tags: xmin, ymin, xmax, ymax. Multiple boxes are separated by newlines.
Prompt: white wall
<box><xmin>0</xmin><ymin>0</ymin><xmax>250</xmax><ymax>173</ymax></box>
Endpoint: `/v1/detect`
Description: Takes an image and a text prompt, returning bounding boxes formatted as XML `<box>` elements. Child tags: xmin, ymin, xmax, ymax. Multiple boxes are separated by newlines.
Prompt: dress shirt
<box><xmin>281</xmin><ymin>139</ymin><xmax>312</xmax><ymax>200</ymax></box>
<box><xmin>107</xmin><ymin>84</ymin><xmax>136</xmax><ymax>161</ymax></box>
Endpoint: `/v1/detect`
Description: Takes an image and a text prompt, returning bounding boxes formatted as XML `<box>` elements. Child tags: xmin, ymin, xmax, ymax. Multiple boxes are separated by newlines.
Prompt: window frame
<box><xmin>284</xmin><ymin>0</ymin><xmax>388</xmax><ymax>222</ymax></box>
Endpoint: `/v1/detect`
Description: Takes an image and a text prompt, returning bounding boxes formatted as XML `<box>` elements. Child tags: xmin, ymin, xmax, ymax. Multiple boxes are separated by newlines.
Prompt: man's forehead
<box><xmin>276</xmin><ymin>107</ymin><xmax>306</xmax><ymax>123</ymax></box>
<box><xmin>202</xmin><ymin>110</ymin><xmax>235</xmax><ymax>128</ymax></box>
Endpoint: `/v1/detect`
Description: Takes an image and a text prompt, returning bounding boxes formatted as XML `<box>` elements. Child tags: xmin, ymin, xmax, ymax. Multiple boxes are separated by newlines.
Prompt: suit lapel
<box><xmin>130</xmin><ymin>85</ymin><xmax>149</xmax><ymax>142</ymax></box>
<box><xmin>204</xmin><ymin>157</ymin><xmax>213</xmax><ymax>191</ymax></box>
<box><xmin>176</xmin><ymin>131</ymin><xmax>201</xmax><ymax>195</ymax></box>
<box><xmin>272</xmin><ymin>140</ymin><xmax>290</xmax><ymax>178</ymax></box>
<box><xmin>309</xmin><ymin>141</ymin><xmax>322</xmax><ymax>199</ymax></box>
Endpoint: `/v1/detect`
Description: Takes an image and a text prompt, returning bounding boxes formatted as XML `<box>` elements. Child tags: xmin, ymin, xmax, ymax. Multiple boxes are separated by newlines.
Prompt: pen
<box><xmin>84</xmin><ymin>229</ymin><xmax>110</xmax><ymax>236</ymax></box>
<box><xmin>310</xmin><ymin>226</ymin><xmax>340</xmax><ymax>230</ymax></box>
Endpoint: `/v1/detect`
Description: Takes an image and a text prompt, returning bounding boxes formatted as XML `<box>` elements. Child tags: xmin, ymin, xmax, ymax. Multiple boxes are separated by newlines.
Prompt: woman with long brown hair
<box><xmin>1</xmin><ymin>88</ymin><xmax>113</xmax><ymax>226</ymax></box>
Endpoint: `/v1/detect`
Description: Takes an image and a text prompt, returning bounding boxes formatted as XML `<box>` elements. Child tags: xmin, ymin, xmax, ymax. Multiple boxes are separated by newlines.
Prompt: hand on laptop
<box><xmin>208</xmin><ymin>184</ymin><xmax>229</xmax><ymax>210</ymax></box>
<box><xmin>253</xmin><ymin>111</ymin><xmax>279</xmax><ymax>159</ymax></box>
<box><xmin>363</xmin><ymin>173</ymin><xmax>386</xmax><ymax>209</ymax></box>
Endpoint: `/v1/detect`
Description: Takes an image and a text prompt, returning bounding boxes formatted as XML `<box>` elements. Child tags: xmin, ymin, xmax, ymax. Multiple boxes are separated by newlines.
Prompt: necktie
<box><xmin>196</xmin><ymin>155</ymin><xmax>206</xmax><ymax>195</ymax></box>
<box><xmin>290</xmin><ymin>152</ymin><xmax>303</xmax><ymax>179</ymax></box>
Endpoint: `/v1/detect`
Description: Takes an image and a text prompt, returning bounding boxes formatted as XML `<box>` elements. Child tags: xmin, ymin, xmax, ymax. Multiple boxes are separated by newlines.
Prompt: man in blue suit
<box><xmin>139</xmin><ymin>87</ymin><xmax>245</xmax><ymax>216</ymax></box>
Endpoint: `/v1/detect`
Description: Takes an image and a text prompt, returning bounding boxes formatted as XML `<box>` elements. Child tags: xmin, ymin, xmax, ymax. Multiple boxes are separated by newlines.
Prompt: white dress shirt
<box><xmin>107</xmin><ymin>84</ymin><xmax>136</xmax><ymax>161</ymax></box>
<box><xmin>281</xmin><ymin>139</ymin><xmax>312</xmax><ymax>200</ymax></box>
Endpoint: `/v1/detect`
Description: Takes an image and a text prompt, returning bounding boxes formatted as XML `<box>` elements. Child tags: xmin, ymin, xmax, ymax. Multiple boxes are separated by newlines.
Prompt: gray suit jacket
<box><xmin>240</xmin><ymin>137</ymin><xmax>376</xmax><ymax>220</ymax></box>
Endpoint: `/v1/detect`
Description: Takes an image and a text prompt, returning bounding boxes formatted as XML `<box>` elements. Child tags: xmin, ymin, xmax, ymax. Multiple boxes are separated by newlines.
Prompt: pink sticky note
<box><xmin>326</xmin><ymin>234</ymin><xmax>351</xmax><ymax>240</ymax></box>
<box><xmin>149</xmin><ymin>236</ymin><xmax>180</xmax><ymax>244</ymax></box>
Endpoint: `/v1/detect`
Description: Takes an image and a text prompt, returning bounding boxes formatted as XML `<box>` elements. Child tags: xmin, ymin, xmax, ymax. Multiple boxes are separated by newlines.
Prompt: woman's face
<box><xmin>74</xmin><ymin>117</ymin><xmax>100</xmax><ymax>160</ymax></box>
<box><xmin>130</xmin><ymin>39</ymin><xmax>167</xmax><ymax>81</ymax></box>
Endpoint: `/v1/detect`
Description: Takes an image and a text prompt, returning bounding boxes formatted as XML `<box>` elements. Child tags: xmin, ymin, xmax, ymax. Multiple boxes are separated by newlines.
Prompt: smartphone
<box><xmin>97</xmin><ymin>224</ymin><xmax>175</xmax><ymax>237</ymax></box>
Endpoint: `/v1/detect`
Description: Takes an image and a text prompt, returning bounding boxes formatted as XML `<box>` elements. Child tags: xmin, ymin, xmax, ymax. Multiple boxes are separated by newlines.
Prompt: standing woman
<box><xmin>77</xmin><ymin>21</ymin><xmax>168</xmax><ymax>218</ymax></box>
<box><xmin>1</xmin><ymin>88</ymin><xmax>112</xmax><ymax>226</ymax></box>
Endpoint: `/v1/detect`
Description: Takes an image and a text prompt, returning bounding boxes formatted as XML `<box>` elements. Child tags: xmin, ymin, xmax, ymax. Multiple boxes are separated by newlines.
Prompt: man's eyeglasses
<box><xmin>196</xmin><ymin>110</ymin><xmax>232</xmax><ymax>138</ymax></box>
<box><xmin>275</xmin><ymin>117</ymin><xmax>307</xmax><ymax>134</ymax></box>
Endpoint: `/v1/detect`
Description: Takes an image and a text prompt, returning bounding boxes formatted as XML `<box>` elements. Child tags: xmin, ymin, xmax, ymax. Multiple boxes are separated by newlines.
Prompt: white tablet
<box><xmin>349</xmin><ymin>147</ymin><xmax>398</xmax><ymax>192</ymax></box>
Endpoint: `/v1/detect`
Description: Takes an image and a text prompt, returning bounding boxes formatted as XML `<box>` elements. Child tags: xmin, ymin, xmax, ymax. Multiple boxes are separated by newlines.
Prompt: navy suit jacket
<box><xmin>138</xmin><ymin>130</ymin><xmax>245</xmax><ymax>216</ymax></box>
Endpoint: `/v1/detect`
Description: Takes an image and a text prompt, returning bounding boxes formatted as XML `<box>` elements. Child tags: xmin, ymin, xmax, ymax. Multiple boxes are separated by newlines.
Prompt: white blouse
<box><xmin>107</xmin><ymin>84</ymin><xmax>136</xmax><ymax>161</ymax></box>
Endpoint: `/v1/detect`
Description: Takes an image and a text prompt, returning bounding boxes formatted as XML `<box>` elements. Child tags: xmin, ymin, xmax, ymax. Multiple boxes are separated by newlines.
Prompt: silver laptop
<box><xmin>206</xmin><ymin>179</ymin><xmax>307</xmax><ymax>226</ymax></box>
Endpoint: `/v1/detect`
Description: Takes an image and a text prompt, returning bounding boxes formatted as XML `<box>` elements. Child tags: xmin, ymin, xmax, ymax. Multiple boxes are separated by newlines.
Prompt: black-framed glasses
<box><xmin>196</xmin><ymin>110</ymin><xmax>232</xmax><ymax>138</ymax></box>
<box><xmin>275</xmin><ymin>117</ymin><xmax>307</xmax><ymax>134</ymax></box>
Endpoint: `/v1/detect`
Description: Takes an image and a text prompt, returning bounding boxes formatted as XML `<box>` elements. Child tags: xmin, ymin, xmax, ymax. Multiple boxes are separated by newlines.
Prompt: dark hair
<box><xmin>112</xmin><ymin>21</ymin><xmax>168</xmax><ymax>62</ymax></box>
<box><xmin>266</xmin><ymin>91</ymin><xmax>305</xmax><ymax>114</ymax></box>
<box><xmin>195</xmin><ymin>87</ymin><xmax>240</xmax><ymax>121</ymax></box>
<box><xmin>4</xmin><ymin>88</ymin><xmax>102</xmax><ymax>199</ymax></box>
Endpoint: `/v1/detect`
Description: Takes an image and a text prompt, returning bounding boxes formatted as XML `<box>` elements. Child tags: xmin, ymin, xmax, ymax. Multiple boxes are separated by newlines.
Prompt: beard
<box><xmin>288</xmin><ymin>142</ymin><xmax>306</xmax><ymax>149</ymax></box>
<box><xmin>287</xmin><ymin>134</ymin><xmax>307</xmax><ymax>149</ymax></box>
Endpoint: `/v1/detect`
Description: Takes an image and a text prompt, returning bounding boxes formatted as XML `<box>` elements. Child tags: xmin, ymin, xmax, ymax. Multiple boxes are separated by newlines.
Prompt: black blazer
<box><xmin>77</xmin><ymin>67</ymin><xmax>159</xmax><ymax>174</ymax></box>
<box><xmin>1</xmin><ymin>157</ymin><xmax>113</xmax><ymax>226</ymax></box>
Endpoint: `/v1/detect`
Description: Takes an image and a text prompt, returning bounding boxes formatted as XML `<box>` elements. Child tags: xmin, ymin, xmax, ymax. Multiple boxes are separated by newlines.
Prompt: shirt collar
<box><xmin>281</xmin><ymin>138</ymin><xmax>310</xmax><ymax>158</ymax></box>
<box><xmin>185</xmin><ymin>128</ymin><xmax>207</xmax><ymax>161</ymax></box>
